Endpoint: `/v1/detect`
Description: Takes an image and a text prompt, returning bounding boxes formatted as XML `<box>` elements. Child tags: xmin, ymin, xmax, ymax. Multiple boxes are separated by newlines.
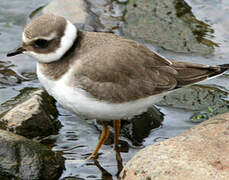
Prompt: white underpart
<box><xmin>23</xmin><ymin>20</ymin><xmax>77</xmax><ymax>63</ymax></box>
<box><xmin>37</xmin><ymin>66</ymin><xmax>168</xmax><ymax>120</ymax></box>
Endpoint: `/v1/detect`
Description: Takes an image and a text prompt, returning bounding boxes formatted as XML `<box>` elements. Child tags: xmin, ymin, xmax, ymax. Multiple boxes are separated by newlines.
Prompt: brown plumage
<box><xmin>38</xmin><ymin>31</ymin><xmax>224</xmax><ymax>103</ymax></box>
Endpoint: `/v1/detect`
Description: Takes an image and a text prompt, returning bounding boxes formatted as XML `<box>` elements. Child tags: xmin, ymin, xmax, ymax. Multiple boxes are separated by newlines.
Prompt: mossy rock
<box><xmin>0</xmin><ymin>129</ymin><xmax>64</xmax><ymax>180</ymax></box>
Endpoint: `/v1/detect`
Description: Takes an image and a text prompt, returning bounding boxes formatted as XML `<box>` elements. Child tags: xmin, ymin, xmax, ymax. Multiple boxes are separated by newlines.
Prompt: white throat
<box><xmin>23</xmin><ymin>20</ymin><xmax>77</xmax><ymax>63</ymax></box>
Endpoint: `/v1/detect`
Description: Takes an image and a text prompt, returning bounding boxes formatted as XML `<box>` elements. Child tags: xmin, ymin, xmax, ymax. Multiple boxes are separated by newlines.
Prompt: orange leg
<box><xmin>113</xmin><ymin>120</ymin><xmax>121</xmax><ymax>150</ymax></box>
<box><xmin>87</xmin><ymin>124</ymin><xmax>110</xmax><ymax>160</ymax></box>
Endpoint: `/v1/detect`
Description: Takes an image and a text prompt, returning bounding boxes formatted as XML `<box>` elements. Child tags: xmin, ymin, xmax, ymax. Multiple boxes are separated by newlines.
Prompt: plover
<box><xmin>7</xmin><ymin>14</ymin><xmax>229</xmax><ymax>159</ymax></box>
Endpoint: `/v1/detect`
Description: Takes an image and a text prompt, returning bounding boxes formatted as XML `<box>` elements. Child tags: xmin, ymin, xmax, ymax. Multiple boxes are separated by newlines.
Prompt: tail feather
<box><xmin>174</xmin><ymin>63</ymin><xmax>229</xmax><ymax>88</ymax></box>
<box><xmin>219</xmin><ymin>64</ymin><xmax>229</xmax><ymax>71</ymax></box>
<box><xmin>206</xmin><ymin>64</ymin><xmax>229</xmax><ymax>79</ymax></box>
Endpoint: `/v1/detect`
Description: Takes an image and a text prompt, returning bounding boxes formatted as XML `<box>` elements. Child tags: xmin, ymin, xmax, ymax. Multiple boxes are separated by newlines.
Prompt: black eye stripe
<box><xmin>33</xmin><ymin>39</ymin><xmax>49</xmax><ymax>48</ymax></box>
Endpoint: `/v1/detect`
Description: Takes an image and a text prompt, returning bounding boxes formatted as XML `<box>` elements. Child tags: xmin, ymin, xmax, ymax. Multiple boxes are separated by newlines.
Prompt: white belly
<box><xmin>37</xmin><ymin>64</ymin><xmax>166</xmax><ymax>120</ymax></box>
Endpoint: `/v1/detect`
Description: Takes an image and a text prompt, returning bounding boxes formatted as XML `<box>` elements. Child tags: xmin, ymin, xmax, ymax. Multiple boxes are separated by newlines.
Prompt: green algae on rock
<box><xmin>158</xmin><ymin>84</ymin><xmax>229</xmax><ymax>122</ymax></box>
<box><xmin>0</xmin><ymin>129</ymin><xmax>64</xmax><ymax>180</ymax></box>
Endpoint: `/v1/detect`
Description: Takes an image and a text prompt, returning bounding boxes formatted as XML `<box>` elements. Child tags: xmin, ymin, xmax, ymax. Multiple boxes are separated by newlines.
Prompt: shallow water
<box><xmin>0</xmin><ymin>0</ymin><xmax>48</xmax><ymax>107</ymax></box>
<box><xmin>1</xmin><ymin>0</ymin><xmax>229</xmax><ymax>179</ymax></box>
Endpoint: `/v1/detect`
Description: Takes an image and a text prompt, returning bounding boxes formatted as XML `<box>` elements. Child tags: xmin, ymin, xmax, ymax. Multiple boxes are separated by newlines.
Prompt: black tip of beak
<box><xmin>7</xmin><ymin>47</ymin><xmax>25</xmax><ymax>57</ymax></box>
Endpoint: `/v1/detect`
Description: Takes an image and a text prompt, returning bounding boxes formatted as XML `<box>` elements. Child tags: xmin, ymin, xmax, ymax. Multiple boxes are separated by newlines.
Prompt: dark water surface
<box><xmin>1</xmin><ymin>0</ymin><xmax>229</xmax><ymax>179</ymax></box>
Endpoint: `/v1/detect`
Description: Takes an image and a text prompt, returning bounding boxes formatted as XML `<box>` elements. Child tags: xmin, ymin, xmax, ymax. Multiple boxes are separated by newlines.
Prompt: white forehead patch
<box><xmin>22</xmin><ymin>32</ymin><xmax>57</xmax><ymax>44</ymax></box>
<box><xmin>23</xmin><ymin>20</ymin><xmax>77</xmax><ymax>63</ymax></box>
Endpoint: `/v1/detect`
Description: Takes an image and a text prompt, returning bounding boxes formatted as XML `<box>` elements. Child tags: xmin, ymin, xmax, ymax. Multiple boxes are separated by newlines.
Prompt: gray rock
<box><xmin>0</xmin><ymin>129</ymin><xmax>64</xmax><ymax>180</ymax></box>
<box><xmin>159</xmin><ymin>84</ymin><xmax>228</xmax><ymax>110</ymax></box>
<box><xmin>0</xmin><ymin>89</ymin><xmax>61</xmax><ymax>138</ymax></box>
<box><xmin>158</xmin><ymin>84</ymin><xmax>229</xmax><ymax>122</ymax></box>
<box><xmin>121</xmin><ymin>0</ymin><xmax>217</xmax><ymax>54</ymax></box>
<box><xmin>120</xmin><ymin>113</ymin><xmax>229</xmax><ymax>180</ymax></box>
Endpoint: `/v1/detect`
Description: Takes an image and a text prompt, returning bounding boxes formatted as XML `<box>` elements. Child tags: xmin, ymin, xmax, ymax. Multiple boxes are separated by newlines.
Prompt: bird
<box><xmin>7</xmin><ymin>14</ymin><xmax>229</xmax><ymax>159</ymax></box>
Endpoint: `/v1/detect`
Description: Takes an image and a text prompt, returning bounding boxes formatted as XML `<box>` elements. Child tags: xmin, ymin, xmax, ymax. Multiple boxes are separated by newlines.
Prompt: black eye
<box><xmin>33</xmin><ymin>39</ymin><xmax>49</xmax><ymax>48</ymax></box>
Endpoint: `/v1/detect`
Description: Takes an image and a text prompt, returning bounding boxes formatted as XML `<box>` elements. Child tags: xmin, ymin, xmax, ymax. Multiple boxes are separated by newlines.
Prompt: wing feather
<box><xmin>70</xmin><ymin>32</ymin><xmax>221</xmax><ymax>103</ymax></box>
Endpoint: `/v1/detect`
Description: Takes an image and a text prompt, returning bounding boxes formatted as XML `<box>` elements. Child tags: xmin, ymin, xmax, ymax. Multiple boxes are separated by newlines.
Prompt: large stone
<box><xmin>121</xmin><ymin>0</ymin><xmax>217</xmax><ymax>54</ymax></box>
<box><xmin>0</xmin><ymin>129</ymin><xmax>64</xmax><ymax>180</ymax></box>
<box><xmin>0</xmin><ymin>89</ymin><xmax>61</xmax><ymax>138</ymax></box>
<box><xmin>120</xmin><ymin>113</ymin><xmax>229</xmax><ymax>180</ymax></box>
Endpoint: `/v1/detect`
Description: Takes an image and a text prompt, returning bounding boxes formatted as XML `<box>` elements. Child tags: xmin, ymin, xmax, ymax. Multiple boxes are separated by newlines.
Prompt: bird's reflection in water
<box><xmin>93</xmin><ymin>150</ymin><xmax>124</xmax><ymax>180</ymax></box>
<box><xmin>115</xmin><ymin>150</ymin><xmax>123</xmax><ymax>175</ymax></box>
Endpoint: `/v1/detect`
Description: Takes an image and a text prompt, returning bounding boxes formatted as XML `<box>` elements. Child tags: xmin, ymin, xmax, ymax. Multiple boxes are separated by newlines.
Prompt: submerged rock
<box><xmin>120</xmin><ymin>112</ymin><xmax>229</xmax><ymax>180</ymax></box>
<box><xmin>0</xmin><ymin>129</ymin><xmax>64</xmax><ymax>180</ymax></box>
<box><xmin>0</xmin><ymin>61</ymin><xmax>21</xmax><ymax>86</ymax></box>
<box><xmin>122</xmin><ymin>0</ymin><xmax>217</xmax><ymax>54</ymax></box>
<box><xmin>121</xmin><ymin>106</ymin><xmax>163</xmax><ymax>146</ymax></box>
<box><xmin>158</xmin><ymin>84</ymin><xmax>229</xmax><ymax>122</ymax></box>
<box><xmin>96</xmin><ymin>106</ymin><xmax>164</xmax><ymax>149</ymax></box>
<box><xmin>159</xmin><ymin>84</ymin><xmax>228</xmax><ymax>110</ymax></box>
<box><xmin>0</xmin><ymin>89</ymin><xmax>61</xmax><ymax>138</ymax></box>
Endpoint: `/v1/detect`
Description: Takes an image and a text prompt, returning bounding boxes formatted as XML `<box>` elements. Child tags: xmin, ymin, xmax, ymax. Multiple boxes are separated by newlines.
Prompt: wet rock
<box><xmin>96</xmin><ymin>106</ymin><xmax>164</xmax><ymax>147</ymax></box>
<box><xmin>158</xmin><ymin>84</ymin><xmax>229</xmax><ymax>122</ymax></box>
<box><xmin>0</xmin><ymin>87</ymin><xmax>38</xmax><ymax>114</ymax></box>
<box><xmin>121</xmin><ymin>0</ymin><xmax>217</xmax><ymax>54</ymax></box>
<box><xmin>120</xmin><ymin>113</ymin><xmax>229</xmax><ymax>180</ymax></box>
<box><xmin>121</xmin><ymin>106</ymin><xmax>163</xmax><ymax>146</ymax></box>
<box><xmin>0</xmin><ymin>61</ymin><xmax>21</xmax><ymax>86</ymax></box>
<box><xmin>0</xmin><ymin>129</ymin><xmax>64</xmax><ymax>180</ymax></box>
<box><xmin>159</xmin><ymin>84</ymin><xmax>228</xmax><ymax>110</ymax></box>
<box><xmin>38</xmin><ymin>134</ymin><xmax>60</xmax><ymax>147</ymax></box>
<box><xmin>0</xmin><ymin>89</ymin><xmax>61</xmax><ymax>138</ymax></box>
<box><xmin>87</xmin><ymin>0</ymin><xmax>126</xmax><ymax>31</ymax></box>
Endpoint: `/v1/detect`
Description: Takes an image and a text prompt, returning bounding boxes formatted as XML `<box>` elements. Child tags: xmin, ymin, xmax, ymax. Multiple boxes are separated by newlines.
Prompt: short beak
<box><xmin>7</xmin><ymin>47</ymin><xmax>25</xmax><ymax>57</ymax></box>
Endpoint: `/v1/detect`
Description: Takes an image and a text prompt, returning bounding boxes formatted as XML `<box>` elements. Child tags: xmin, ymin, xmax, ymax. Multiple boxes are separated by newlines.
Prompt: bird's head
<box><xmin>7</xmin><ymin>14</ymin><xmax>77</xmax><ymax>63</ymax></box>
